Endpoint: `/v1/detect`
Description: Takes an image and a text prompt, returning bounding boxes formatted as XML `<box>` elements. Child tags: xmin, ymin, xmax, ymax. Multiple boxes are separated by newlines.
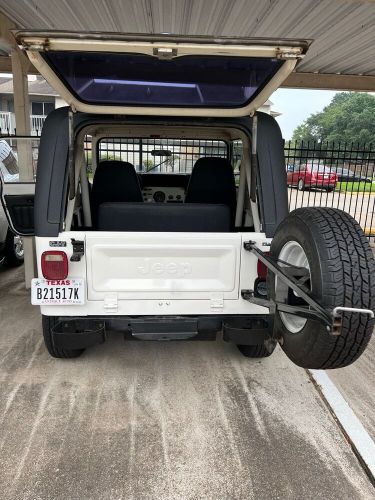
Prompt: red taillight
<box><xmin>257</xmin><ymin>255</ymin><xmax>268</xmax><ymax>279</ymax></box>
<box><xmin>41</xmin><ymin>251</ymin><xmax>68</xmax><ymax>280</ymax></box>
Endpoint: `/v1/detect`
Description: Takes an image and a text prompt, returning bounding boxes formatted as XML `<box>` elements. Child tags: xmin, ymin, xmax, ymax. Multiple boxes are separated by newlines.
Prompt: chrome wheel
<box><xmin>276</xmin><ymin>241</ymin><xmax>310</xmax><ymax>333</ymax></box>
<box><xmin>14</xmin><ymin>235</ymin><xmax>24</xmax><ymax>259</ymax></box>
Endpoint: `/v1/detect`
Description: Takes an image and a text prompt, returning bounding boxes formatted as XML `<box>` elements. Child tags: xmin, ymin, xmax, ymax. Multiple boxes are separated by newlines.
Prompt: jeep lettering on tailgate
<box><xmin>137</xmin><ymin>259</ymin><xmax>192</xmax><ymax>276</ymax></box>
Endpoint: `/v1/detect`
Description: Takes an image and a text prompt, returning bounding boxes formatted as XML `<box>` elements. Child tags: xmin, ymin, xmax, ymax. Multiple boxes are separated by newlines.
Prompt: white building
<box><xmin>0</xmin><ymin>74</ymin><xmax>66</xmax><ymax>135</ymax></box>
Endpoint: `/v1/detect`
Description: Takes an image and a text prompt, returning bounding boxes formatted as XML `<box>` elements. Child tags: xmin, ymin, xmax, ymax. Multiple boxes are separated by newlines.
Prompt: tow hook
<box><xmin>70</xmin><ymin>239</ymin><xmax>85</xmax><ymax>262</ymax></box>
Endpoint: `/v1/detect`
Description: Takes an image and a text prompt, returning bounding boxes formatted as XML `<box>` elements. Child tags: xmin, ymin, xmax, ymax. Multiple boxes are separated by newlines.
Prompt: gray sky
<box><xmin>270</xmin><ymin>89</ymin><xmax>337</xmax><ymax>141</ymax></box>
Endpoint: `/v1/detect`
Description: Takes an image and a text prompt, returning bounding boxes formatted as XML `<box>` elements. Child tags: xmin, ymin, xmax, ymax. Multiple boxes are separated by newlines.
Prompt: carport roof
<box><xmin>0</xmin><ymin>0</ymin><xmax>374</xmax><ymax>90</ymax></box>
<box><xmin>0</xmin><ymin>75</ymin><xmax>58</xmax><ymax>96</ymax></box>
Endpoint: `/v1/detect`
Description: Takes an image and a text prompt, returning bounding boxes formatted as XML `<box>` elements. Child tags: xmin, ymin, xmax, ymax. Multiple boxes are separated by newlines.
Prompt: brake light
<box><xmin>41</xmin><ymin>251</ymin><xmax>68</xmax><ymax>280</ymax></box>
<box><xmin>257</xmin><ymin>255</ymin><xmax>268</xmax><ymax>279</ymax></box>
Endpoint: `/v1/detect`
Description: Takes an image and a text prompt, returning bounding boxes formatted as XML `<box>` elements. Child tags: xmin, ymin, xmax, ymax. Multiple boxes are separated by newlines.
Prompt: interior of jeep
<box><xmin>67</xmin><ymin>125</ymin><xmax>258</xmax><ymax>234</ymax></box>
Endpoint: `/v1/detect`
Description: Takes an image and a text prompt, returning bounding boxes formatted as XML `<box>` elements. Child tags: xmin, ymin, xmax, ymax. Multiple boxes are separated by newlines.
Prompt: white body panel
<box><xmin>36</xmin><ymin>231</ymin><xmax>270</xmax><ymax>317</ymax></box>
<box><xmin>86</xmin><ymin>232</ymin><xmax>240</xmax><ymax>300</ymax></box>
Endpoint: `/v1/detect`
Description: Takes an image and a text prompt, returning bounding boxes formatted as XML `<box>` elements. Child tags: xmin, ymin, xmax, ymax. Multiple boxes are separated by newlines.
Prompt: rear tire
<box><xmin>237</xmin><ymin>341</ymin><xmax>276</xmax><ymax>358</ymax></box>
<box><xmin>42</xmin><ymin>315</ymin><xmax>84</xmax><ymax>358</ymax></box>
<box><xmin>268</xmin><ymin>207</ymin><xmax>375</xmax><ymax>369</ymax></box>
<box><xmin>297</xmin><ymin>179</ymin><xmax>305</xmax><ymax>191</ymax></box>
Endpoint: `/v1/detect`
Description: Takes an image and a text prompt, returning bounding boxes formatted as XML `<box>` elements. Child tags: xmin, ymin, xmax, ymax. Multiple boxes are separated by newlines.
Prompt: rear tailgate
<box><xmin>86</xmin><ymin>232</ymin><xmax>241</xmax><ymax>301</ymax></box>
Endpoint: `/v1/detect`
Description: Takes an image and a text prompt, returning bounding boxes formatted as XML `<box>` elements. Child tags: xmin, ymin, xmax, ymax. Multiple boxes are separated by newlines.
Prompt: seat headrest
<box><xmin>91</xmin><ymin>160</ymin><xmax>142</xmax><ymax>226</ymax></box>
<box><xmin>185</xmin><ymin>157</ymin><xmax>237</xmax><ymax>224</ymax></box>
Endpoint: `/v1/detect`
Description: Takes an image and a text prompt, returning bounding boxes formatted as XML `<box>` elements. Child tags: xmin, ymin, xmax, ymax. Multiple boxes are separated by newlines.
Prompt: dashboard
<box><xmin>139</xmin><ymin>173</ymin><xmax>190</xmax><ymax>204</ymax></box>
<box><xmin>142</xmin><ymin>186</ymin><xmax>185</xmax><ymax>203</ymax></box>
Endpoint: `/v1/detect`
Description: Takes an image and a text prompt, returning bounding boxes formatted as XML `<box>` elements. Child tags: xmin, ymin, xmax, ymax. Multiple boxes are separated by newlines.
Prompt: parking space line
<box><xmin>309</xmin><ymin>369</ymin><xmax>375</xmax><ymax>486</ymax></box>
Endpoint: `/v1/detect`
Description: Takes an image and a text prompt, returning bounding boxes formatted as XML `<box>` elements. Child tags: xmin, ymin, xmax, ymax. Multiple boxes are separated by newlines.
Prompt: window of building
<box><xmin>31</xmin><ymin>101</ymin><xmax>55</xmax><ymax>116</ymax></box>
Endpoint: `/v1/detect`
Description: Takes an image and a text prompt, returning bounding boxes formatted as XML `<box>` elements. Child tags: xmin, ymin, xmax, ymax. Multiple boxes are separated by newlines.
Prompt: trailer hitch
<box><xmin>242</xmin><ymin>241</ymin><xmax>374</xmax><ymax>336</ymax></box>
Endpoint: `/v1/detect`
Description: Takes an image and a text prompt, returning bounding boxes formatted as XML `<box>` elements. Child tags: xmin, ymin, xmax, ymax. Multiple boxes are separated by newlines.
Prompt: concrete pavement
<box><xmin>1</xmin><ymin>266</ymin><xmax>374</xmax><ymax>499</ymax></box>
<box><xmin>330</xmin><ymin>324</ymin><xmax>375</xmax><ymax>443</ymax></box>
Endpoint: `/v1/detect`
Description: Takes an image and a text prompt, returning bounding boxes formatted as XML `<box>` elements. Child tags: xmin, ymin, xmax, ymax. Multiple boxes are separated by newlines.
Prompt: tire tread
<box><xmin>237</xmin><ymin>343</ymin><xmax>274</xmax><ymax>358</ymax></box>
<box><xmin>273</xmin><ymin>207</ymin><xmax>375</xmax><ymax>369</ymax></box>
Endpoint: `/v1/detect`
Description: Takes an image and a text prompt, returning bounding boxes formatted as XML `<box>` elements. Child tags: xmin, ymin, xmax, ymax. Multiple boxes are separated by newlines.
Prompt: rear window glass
<box><xmin>43</xmin><ymin>52</ymin><xmax>283</xmax><ymax>108</ymax></box>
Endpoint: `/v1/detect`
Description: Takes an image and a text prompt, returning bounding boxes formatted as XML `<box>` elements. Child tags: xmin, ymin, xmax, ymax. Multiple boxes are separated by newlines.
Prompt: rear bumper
<box><xmin>49</xmin><ymin>314</ymin><xmax>273</xmax><ymax>349</ymax></box>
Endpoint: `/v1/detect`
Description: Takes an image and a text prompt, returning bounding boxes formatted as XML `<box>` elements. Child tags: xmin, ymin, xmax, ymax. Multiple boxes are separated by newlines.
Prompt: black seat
<box><xmin>184</xmin><ymin>157</ymin><xmax>237</xmax><ymax>224</ymax></box>
<box><xmin>91</xmin><ymin>160</ymin><xmax>142</xmax><ymax>227</ymax></box>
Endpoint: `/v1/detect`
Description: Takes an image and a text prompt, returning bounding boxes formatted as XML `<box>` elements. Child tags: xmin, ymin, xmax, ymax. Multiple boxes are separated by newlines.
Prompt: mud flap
<box><xmin>52</xmin><ymin>319</ymin><xmax>106</xmax><ymax>349</ymax></box>
<box><xmin>223</xmin><ymin>315</ymin><xmax>273</xmax><ymax>345</ymax></box>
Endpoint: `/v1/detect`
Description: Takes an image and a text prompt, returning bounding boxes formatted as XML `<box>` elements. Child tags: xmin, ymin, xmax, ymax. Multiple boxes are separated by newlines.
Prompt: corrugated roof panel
<box><xmin>0</xmin><ymin>0</ymin><xmax>374</xmax><ymax>76</ymax></box>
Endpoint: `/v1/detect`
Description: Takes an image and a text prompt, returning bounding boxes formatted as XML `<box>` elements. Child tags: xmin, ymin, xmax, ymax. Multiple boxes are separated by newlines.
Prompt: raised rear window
<box><xmin>43</xmin><ymin>52</ymin><xmax>283</xmax><ymax>108</ymax></box>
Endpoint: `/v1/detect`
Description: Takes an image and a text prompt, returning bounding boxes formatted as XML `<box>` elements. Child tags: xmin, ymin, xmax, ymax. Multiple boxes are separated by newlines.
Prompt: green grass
<box><xmin>336</xmin><ymin>181</ymin><xmax>375</xmax><ymax>193</ymax></box>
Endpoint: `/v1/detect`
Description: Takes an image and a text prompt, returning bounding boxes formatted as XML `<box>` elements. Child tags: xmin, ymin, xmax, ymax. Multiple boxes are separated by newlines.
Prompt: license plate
<box><xmin>31</xmin><ymin>278</ymin><xmax>85</xmax><ymax>305</ymax></box>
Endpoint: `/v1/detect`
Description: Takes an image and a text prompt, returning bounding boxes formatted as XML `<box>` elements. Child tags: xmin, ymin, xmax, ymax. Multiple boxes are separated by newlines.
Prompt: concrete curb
<box><xmin>309</xmin><ymin>369</ymin><xmax>375</xmax><ymax>486</ymax></box>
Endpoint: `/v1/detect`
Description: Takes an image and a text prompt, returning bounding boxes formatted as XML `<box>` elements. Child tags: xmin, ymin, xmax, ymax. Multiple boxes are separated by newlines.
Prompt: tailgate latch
<box><xmin>153</xmin><ymin>47</ymin><xmax>177</xmax><ymax>59</ymax></box>
<box><xmin>70</xmin><ymin>239</ymin><xmax>85</xmax><ymax>262</ymax></box>
<box><xmin>104</xmin><ymin>293</ymin><xmax>118</xmax><ymax>313</ymax></box>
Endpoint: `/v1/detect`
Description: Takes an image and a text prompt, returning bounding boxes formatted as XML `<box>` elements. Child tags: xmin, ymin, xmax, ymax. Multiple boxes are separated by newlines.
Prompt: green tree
<box><xmin>143</xmin><ymin>158</ymin><xmax>154</xmax><ymax>171</ymax></box>
<box><xmin>292</xmin><ymin>92</ymin><xmax>375</xmax><ymax>146</ymax></box>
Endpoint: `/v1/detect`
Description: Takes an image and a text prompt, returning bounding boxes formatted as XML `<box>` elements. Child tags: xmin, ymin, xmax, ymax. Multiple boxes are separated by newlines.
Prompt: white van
<box><xmin>1</xmin><ymin>31</ymin><xmax>374</xmax><ymax>368</ymax></box>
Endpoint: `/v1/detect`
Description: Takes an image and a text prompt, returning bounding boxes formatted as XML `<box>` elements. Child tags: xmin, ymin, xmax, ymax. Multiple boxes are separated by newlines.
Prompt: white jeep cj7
<box><xmin>1</xmin><ymin>31</ymin><xmax>374</xmax><ymax>369</ymax></box>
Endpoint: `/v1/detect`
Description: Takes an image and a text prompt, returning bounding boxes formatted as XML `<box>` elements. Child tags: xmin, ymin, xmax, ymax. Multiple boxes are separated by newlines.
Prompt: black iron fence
<box><xmin>86</xmin><ymin>137</ymin><xmax>229</xmax><ymax>174</ymax></box>
<box><xmin>284</xmin><ymin>140</ymin><xmax>375</xmax><ymax>237</ymax></box>
<box><xmin>1</xmin><ymin>134</ymin><xmax>374</xmax><ymax>238</ymax></box>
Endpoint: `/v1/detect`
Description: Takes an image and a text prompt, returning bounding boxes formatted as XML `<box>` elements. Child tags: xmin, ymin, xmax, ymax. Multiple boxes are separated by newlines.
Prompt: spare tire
<box><xmin>268</xmin><ymin>207</ymin><xmax>375</xmax><ymax>369</ymax></box>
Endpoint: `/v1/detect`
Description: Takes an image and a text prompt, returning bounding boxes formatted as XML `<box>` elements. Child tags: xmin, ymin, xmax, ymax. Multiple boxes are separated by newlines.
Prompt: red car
<box><xmin>287</xmin><ymin>163</ymin><xmax>337</xmax><ymax>191</ymax></box>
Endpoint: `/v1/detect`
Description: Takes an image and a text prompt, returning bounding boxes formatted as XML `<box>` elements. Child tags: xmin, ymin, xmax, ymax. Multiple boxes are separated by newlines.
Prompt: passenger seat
<box><xmin>91</xmin><ymin>160</ymin><xmax>142</xmax><ymax>227</ymax></box>
<box><xmin>184</xmin><ymin>157</ymin><xmax>237</xmax><ymax>225</ymax></box>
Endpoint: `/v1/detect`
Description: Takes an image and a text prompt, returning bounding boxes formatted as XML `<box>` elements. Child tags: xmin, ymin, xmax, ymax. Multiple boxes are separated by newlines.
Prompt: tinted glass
<box><xmin>31</xmin><ymin>102</ymin><xmax>43</xmax><ymax>115</ymax></box>
<box><xmin>43</xmin><ymin>52</ymin><xmax>283</xmax><ymax>108</ymax></box>
<box><xmin>44</xmin><ymin>102</ymin><xmax>55</xmax><ymax>115</ymax></box>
